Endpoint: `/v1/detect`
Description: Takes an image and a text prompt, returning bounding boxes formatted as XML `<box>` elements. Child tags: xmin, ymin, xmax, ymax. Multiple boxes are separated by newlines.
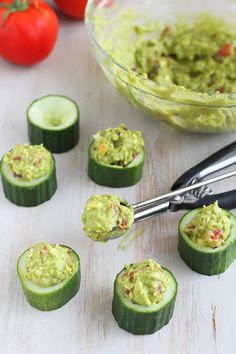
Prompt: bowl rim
<box><xmin>85</xmin><ymin>0</ymin><xmax>236</xmax><ymax>108</ymax></box>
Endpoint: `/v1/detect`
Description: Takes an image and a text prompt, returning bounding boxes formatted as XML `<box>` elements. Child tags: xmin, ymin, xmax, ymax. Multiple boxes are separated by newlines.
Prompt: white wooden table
<box><xmin>0</xmin><ymin>11</ymin><xmax>236</xmax><ymax>354</ymax></box>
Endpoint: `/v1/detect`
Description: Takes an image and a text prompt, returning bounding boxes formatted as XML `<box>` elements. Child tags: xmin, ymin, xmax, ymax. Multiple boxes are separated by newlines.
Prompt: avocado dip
<box><xmin>185</xmin><ymin>201</ymin><xmax>231</xmax><ymax>248</ymax></box>
<box><xmin>90</xmin><ymin>124</ymin><xmax>144</xmax><ymax>167</ymax></box>
<box><xmin>25</xmin><ymin>243</ymin><xmax>76</xmax><ymax>287</ymax></box>
<box><xmin>2</xmin><ymin>144</ymin><xmax>52</xmax><ymax>181</ymax></box>
<box><xmin>135</xmin><ymin>15</ymin><xmax>236</xmax><ymax>94</ymax></box>
<box><xmin>118</xmin><ymin>259</ymin><xmax>170</xmax><ymax>306</ymax></box>
<box><xmin>82</xmin><ymin>194</ymin><xmax>134</xmax><ymax>242</ymax></box>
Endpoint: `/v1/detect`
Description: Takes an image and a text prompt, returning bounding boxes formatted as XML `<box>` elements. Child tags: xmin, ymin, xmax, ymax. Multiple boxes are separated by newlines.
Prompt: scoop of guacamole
<box><xmin>25</xmin><ymin>243</ymin><xmax>76</xmax><ymax>288</ymax></box>
<box><xmin>82</xmin><ymin>194</ymin><xmax>134</xmax><ymax>242</ymax></box>
<box><xmin>3</xmin><ymin>144</ymin><xmax>52</xmax><ymax>182</ymax></box>
<box><xmin>118</xmin><ymin>259</ymin><xmax>170</xmax><ymax>306</ymax></box>
<box><xmin>90</xmin><ymin>124</ymin><xmax>144</xmax><ymax>166</ymax></box>
<box><xmin>185</xmin><ymin>201</ymin><xmax>231</xmax><ymax>248</ymax></box>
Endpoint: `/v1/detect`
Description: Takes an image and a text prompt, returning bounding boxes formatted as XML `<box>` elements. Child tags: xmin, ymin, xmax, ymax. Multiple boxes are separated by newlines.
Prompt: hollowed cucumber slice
<box><xmin>27</xmin><ymin>95</ymin><xmax>80</xmax><ymax>153</ymax></box>
<box><xmin>88</xmin><ymin>142</ymin><xmax>144</xmax><ymax>187</ymax></box>
<box><xmin>112</xmin><ymin>267</ymin><xmax>177</xmax><ymax>335</ymax></box>
<box><xmin>178</xmin><ymin>208</ymin><xmax>236</xmax><ymax>275</ymax></box>
<box><xmin>0</xmin><ymin>155</ymin><xmax>57</xmax><ymax>207</ymax></box>
<box><xmin>17</xmin><ymin>246</ymin><xmax>81</xmax><ymax>311</ymax></box>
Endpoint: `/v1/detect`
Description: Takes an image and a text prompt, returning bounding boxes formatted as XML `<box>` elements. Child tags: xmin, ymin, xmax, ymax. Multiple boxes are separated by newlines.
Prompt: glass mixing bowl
<box><xmin>86</xmin><ymin>0</ymin><xmax>236</xmax><ymax>133</ymax></box>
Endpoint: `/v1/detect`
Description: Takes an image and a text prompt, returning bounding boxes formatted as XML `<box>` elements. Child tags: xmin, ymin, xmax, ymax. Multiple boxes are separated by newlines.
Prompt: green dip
<box><xmin>91</xmin><ymin>124</ymin><xmax>144</xmax><ymax>166</ymax></box>
<box><xmin>185</xmin><ymin>201</ymin><xmax>231</xmax><ymax>248</ymax></box>
<box><xmin>26</xmin><ymin>243</ymin><xmax>76</xmax><ymax>288</ymax></box>
<box><xmin>82</xmin><ymin>194</ymin><xmax>134</xmax><ymax>242</ymax></box>
<box><xmin>135</xmin><ymin>15</ymin><xmax>236</xmax><ymax>94</ymax></box>
<box><xmin>118</xmin><ymin>259</ymin><xmax>170</xmax><ymax>306</ymax></box>
<box><xmin>3</xmin><ymin>144</ymin><xmax>52</xmax><ymax>182</ymax></box>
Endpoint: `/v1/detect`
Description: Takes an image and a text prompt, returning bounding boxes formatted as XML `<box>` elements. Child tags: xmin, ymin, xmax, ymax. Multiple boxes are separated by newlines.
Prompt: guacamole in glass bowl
<box><xmin>86</xmin><ymin>0</ymin><xmax>236</xmax><ymax>133</ymax></box>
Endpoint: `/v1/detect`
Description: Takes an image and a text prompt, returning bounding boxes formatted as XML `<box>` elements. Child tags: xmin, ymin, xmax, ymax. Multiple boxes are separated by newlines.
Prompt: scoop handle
<box><xmin>179</xmin><ymin>190</ymin><xmax>236</xmax><ymax>211</ymax></box>
<box><xmin>172</xmin><ymin>141</ymin><xmax>236</xmax><ymax>190</ymax></box>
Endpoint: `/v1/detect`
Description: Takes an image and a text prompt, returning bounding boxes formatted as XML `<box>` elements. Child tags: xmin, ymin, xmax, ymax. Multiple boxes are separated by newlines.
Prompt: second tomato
<box><xmin>54</xmin><ymin>0</ymin><xmax>88</xmax><ymax>20</ymax></box>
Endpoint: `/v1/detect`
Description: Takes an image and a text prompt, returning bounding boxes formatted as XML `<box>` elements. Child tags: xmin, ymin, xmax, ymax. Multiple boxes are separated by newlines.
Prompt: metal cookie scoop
<box><xmin>134</xmin><ymin>141</ymin><xmax>236</xmax><ymax>223</ymax></box>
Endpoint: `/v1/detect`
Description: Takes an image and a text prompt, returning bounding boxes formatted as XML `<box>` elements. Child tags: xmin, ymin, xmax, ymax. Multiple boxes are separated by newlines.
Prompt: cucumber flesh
<box><xmin>27</xmin><ymin>95</ymin><xmax>80</xmax><ymax>153</ymax></box>
<box><xmin>88</xmin><ymin>143</ymin><xmax>144</xmax><ymax>187</ymax></box>
<box><xmin>17</xmin><ymin>247</ymin><xmax>81</xmax><ymax>311</ymax></box>
<box><xmin>178</xmin><ymin>208</ymin><xmax>236</xmax><ymax>275</ymax></box>
<box><xmin>112</xmin><ymin>267</ymin><xmax>177</xmax><ymax>335</ymax></box>
<box><xmin>1</xmin><ymin>156</ymin><xmax>57</xmax><ymax>207</ymax></box>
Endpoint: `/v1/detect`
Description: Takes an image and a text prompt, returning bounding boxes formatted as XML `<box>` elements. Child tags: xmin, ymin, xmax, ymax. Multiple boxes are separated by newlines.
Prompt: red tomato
<box><xmin>0</xmin><ymin>0</ymin><xmax>59</xmax><ymax>65</ymax></box>
<box><xmin>54</xmin><ymin>0</ymin><xmax>88</xmax><ymax>20</ymax></box>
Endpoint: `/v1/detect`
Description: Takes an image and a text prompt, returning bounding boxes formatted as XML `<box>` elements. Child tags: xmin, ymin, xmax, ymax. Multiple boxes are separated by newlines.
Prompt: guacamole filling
<box><xmin>134</xmin><ymin>15</ymin><xmax>236</xmax><ymax>94</ymax></box>
<box><xmin>82</xmin><ymin>194</ymin><xmax>134</xmax><ymax>241</ymax></box>
<box><xmin>3</xmin><ymin>144</ymin><xmax>52</xmax><ymax>182</ymax></box>
<box><xmin>91</xmin><ymin>124</ymin><xmax>144</xmax><ymax>167</ymax></box>
<box><xmin>118</xmin><ymin>259</ymin><xmax>170</xmax><ymax>306</ymax></box>
<box><xmin>185</xmin><ymin>201</ymin><xmax>231</xmax><ymax>248</ymax></box>
<box><xmin>25</xmin><ymin>243</ymin><xmax>76</xmax><ymax>288</ymax></box>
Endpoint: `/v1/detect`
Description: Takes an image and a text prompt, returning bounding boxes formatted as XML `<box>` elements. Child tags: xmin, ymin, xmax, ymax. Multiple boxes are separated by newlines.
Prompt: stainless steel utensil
<box><xmin>133</xmin><ymin>141</ymin><xmax>236</xmax><ymax>223</ymax></box>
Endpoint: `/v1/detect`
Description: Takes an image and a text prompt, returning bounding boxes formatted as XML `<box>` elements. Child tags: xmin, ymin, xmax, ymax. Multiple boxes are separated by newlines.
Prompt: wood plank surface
<box><xmin>0</xmin><ymin>15</ymin><xmax>236</xmax><ymax>354</ymax></box>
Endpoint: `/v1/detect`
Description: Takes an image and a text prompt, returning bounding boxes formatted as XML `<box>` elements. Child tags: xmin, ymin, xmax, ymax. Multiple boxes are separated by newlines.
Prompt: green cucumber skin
<box><xmin>88</xmin><ymin>145</ymin><xmax>144</xmax><ymax>188</ymax></box>
<box><xmin>112</xmin><ymin>269</ymin><xmax>177</xmax><ymax>335</ymax></box>
<box><xmin>178</xmin><ymin>229</ymin><xmax>236</xmax><ymax>275</ymax></box>
<box><xmin>17</xmin><ymin>252</ymin><xmax>81</xmax><ymax>311</ymax></box>
<box><xmin>178</xmin><ymin>211</ymin><xmax>236</xmax><ymax>276</ymax></box>
<box><xmin>28</xmin><ymin>119</ymin><xmax>79</xmax><ymax>154</ymax></box>
<box><xmin>1</xmin><ymin>159</ymin><xmax>57</xmax><ymax>207</ymax></box>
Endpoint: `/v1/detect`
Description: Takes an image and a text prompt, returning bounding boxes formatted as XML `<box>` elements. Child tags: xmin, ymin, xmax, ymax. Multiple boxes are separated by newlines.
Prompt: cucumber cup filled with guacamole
<box><xmin>112</xmin><ymin>259</ymin><xmax>178</xmax><ymax>335</ymax></box>
<box><xmin>0</xmin><ymin>144</ymin><xmax>57</xmax><ymax>207</ymax></box>
<box><xmin>17</xmin><ymin>242</ymin><xmax>81</xmax><ymax>311</ymax></box>
<box><xmin>178</xmin><ymin>201</ymin><xmax>236</xmax><ymax>275</ymax></box>
<box><xmin>88</xmin><ymin>124</ymin><xmax>144</xmax><ymax>187</ymax></box>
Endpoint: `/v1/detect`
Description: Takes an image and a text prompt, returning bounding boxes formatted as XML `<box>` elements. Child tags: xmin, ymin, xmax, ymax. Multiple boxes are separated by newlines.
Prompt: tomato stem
<box><xmin>13</xmin><ymin>0</ymin><xmax>22</xmax><ymax>7</ymax></box>
<box><xmin>0</xmin><ymin>0</ymin><xmax>30</xmax><ymax>25</ymax></box>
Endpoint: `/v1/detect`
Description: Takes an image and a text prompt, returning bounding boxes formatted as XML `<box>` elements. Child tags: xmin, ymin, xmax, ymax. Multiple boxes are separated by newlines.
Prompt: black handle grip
<box><xmin>178</xmin><ymin>190</ymin><xmax>236</xmax><ymax>211</ymax></box>
<box><xmin>171</xmin><ymin>141</ymin><xmax>236</xmax><ymax>190</ymax></box>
